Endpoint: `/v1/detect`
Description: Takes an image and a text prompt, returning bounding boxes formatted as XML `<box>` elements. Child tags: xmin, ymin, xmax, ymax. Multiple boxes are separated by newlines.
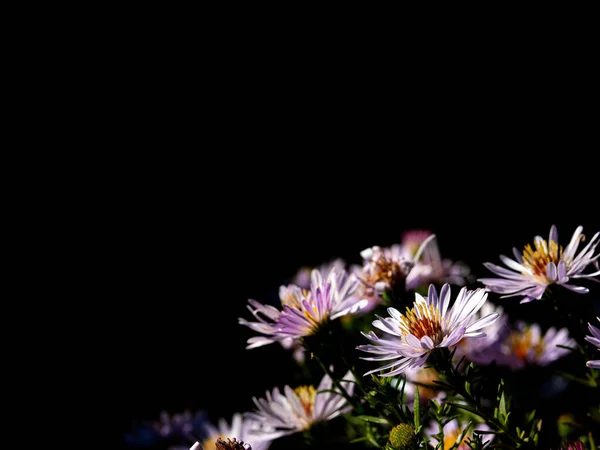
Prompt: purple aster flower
<box><xmin>472</xmin><ymin>321</ymin><xmax>575</xmax><ymax>369</ymax></box>
<box><xmin>585</xmin><ymin>317</ymin><xmax>600</xmax><ymax>369</ymax></box>
<box><xmin>478</xmin><ymin>224</ymin><xmax>600</xmax><ymax>303</ymax></box>
<box><xmin>357</xmin><ymin>284</ymin><xmax>499</xmax><ymax>376</ymax></box>
<box><xmin>239</xmin><ymin>268</ymin><xmax>366</xmax><ymax>348</ymax></box>
<box><xmin>244</xmin><ymin>369</ymin><xmax>355</xmax><ymax>440</ymax></box>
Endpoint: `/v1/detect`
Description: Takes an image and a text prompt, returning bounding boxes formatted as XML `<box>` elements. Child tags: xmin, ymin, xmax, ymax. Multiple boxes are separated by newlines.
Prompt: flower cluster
<box><xmin>125</xmin><ymin>224</ymin><xmax>599</xmax><ymax>450</ymax></box>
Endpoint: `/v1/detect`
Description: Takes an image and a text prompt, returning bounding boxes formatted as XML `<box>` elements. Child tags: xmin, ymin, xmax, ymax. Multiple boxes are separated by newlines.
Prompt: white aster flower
<box><xmin>239</xmin><ymin>268</ymin><xmax>366</xmax><ymax>349</ymax></box>
<box><xmin>191</xmin><ymin>413</ymin><xmax>271</xmax><ymax>450</ymax></box>
<box><xmin>585</xmin><ymin>317</ymin><xmax>600</xmax><ymax>369</ymax></box>
<box><xmin>357</xmin><ymin>284</ymin><xmax>499</xmax><ymax>376</ymax></box>
<box><xmin>478</xmin><ymin>224</ymin><xmax>600</xmax><ymax>304</ymax></box>
<box><xmin>244</xmin><ymin>369</ymin><xmax>355</xmax><ymax>440</ymax></box>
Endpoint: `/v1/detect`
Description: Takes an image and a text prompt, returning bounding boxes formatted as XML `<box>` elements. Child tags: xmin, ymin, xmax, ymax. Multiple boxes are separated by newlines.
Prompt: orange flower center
<box><xmin>294</xmin><ymin>385</ymin><xmax>316</xmax><ymax>418</ymax></box>
<box><xmin>398</xmin><ymin>303</ymin><xmax>443</xmax><ymax>343</ymax></box>
<box><xmin>521</xmin><ymin>239</ymin><xmax>562</xmax><ymax>279</ymax></box>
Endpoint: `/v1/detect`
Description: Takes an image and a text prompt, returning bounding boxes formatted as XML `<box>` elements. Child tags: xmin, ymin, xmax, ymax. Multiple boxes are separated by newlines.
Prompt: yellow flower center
<box><xmin>202</xmin><ymin>434</ymin><xmax>222</xmax><ymax>450</ymax></box>
<box><xmin>507</xmin><ymin>329</ymin><xmax>544</xmax><ymax>361</ymax></box>
<box><xmin>280</xmin><ymin>288</ymin><xmax>310</xmax><ymax>309</ymax></box>
<box><xmin>521</xmin><ymin>239</ymin><xmax>562</xmax><ymax>279</ymax></box>
<box><xmin>294</xmin><ymin>385</ymin><xmax>317</xmax><ymax>418</ymax></box>
<box><xmin>399</xmin><ymin>303</ymin><xmax>443</xmax><ymax>342</ymax></box>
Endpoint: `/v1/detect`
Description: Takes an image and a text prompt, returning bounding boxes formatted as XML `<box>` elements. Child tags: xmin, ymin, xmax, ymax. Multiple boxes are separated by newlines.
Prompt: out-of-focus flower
<box><xmin>244</xmin><ymin>369</ymin><xmax>355</xmax><ymax>440</ymax></box>
<box><xmin>357</xmin><ymin>284</ymin><xmax>499</xmax><ymax>376</ymax></box>
<box><xmin>192</xmin><ymin>413</ymin><xmax>271</xmax><ymax>450</ymax></box>
<box><xmin>125</xmin><ymin>410</ymin><xmax>208</xmax><ymax>448</ymax></box>
<box><xmin>585</xmin><ymin>317</ymin><xmax>600</xmax><ymax>368</ymax></box>
<box><xmin>478</xmin><ymin>224</ymin><xmax>600</xmax><ymax>303</ymax></box>
<box><xmin>292</xmin><ymin>259</ymin><xmax>346</xmax><ymax>290</ymax></box>
<box><xmin>426</xmin><ymin>419</ymin><xmax>493</xmax><ymax>449</ymax></box>
<box><xmin>397</xmin><ymin>365</ymin><xmax>446</xmax><ymax>405</ymax></box>
<box><xmin>453</xmin><ymin>301</ymin><xmax>509</xmax><ymax>363</ymax></box>
<box><xmin>239</xmin><ymin>268</ymin><xmax>366</xmax><ymax>348</ymax></box>
<box><xmin>472</xmin><ymin>321</ymin><xmax>575</xmax><ymax>369</ymax></box>
<box><xmin>400</xmin><ymin>230</ymin><xmax>472</xmax><ymax>291</ymax></box>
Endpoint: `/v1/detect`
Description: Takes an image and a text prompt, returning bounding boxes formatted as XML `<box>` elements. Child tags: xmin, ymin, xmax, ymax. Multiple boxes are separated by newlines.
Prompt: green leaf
<box><xmin>414</xmin><ymin>385</ymin><xmax>420</xmax><ymax>430</ymax></box>
<box><xmin>355</xmin><ymin>415</ymin><xmax>390</xmax><ymax>425</ymax></box>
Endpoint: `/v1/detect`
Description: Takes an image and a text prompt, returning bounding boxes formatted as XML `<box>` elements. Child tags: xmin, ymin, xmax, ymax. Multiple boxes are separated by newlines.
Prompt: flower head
<box><xmin>244</xmin><ymin>369</ymin><xmax>355</xmax><ymax>440</ymax></box>
<box><xmin>478</xmin><ymin>225</ymin><xmax>600</xmax><ymax>303</ymax></box>
<box><xmin>585</xmin><ymin>317</ymin><xmax>600</xmax><ymax>369</ymax></box>
<box><xmin>401</xmin><ymin>230</ymin><xmax>472</xmax><ymax>291</ymax></box>
<box><xmin>354</xmin><ymin>234</ymin><xmax>437</xmax><ymax>308</ymax></box>
<box><xmin>472</xmin><ymin>321</ymin><xmax>575</xmax><ymax>369</ymax></box>
<box><xmin>194</xmin><ymin>413</ymin><xmax>270</xmax><ymax>450</ymax></box>
<box><xmin>239</xmin><ymin>268</ymin><xmax>366</xmax><ymax>348</ymax></box>
<box><xmin>357</xmin><ymin>284</ymin><xmax>499</xmax><ymax>376</ymax></box>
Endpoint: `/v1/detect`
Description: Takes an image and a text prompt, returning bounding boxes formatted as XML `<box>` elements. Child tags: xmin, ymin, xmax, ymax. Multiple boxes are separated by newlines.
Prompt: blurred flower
<box><xmin>358</xmin><ymin>284</ymin><xmax>499</xmax><ymax>376</ymax></box>
<box><xmin>585</xmin><ymin>317</ymin><xmax>600</xmax><ymax>368</ymax></box>
<box><xmin>478</xmin><ymin>224</ymin><xmax>600</xmax><ymax>303</ymax></box>
<box><xmin>244</xmin><ymin>369</ymin><xmax>355</xmax><ymax>440</ymax></box>
<box><xmin>426</xmin><ymin>419</ymin><xmax>493</xmax><ymax>449</ymax></box>
<box><xmin>193</xmin><ymin>413</ymin><xmax>271</xmax><ymax>450</ymax></box>
<box><xmin>452</xmin><ymin>301</ymin><xmax>509</xmax><ymax>363</ymax></box>
<box><xmin>292</xmin><ymin>259</ymin><xmax>346</xmax><ymax>290</ymax></box>
<box><xmin>215</xmin><ymin>437</ymin><xmax>252</xmax><ymax>450</ymax></box>
<box><xmin>401</xmin><ymin>230</ymin><xmax>472</xmax><ymax>291</ymax></box>
<box><xmin>472</xmin><ymin>321</ymin><xmax>575</xmax><ymax>369</ymax></box>
<box><xmin>239</xmin><ymin>268</ymin><xmax>366</xmax><ymax>348</ymax></box>
<box><xmin>125</xmin><ymin>410</ymin><xmax>208</xmax><ymax>448</ymax></box>
<box><xmin>398</xmin><ymin>365</ymin><xmax>446</xmax><ymax>405</ymax></box>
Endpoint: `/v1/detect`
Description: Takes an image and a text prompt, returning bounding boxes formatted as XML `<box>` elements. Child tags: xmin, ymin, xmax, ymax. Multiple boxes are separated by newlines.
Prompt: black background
<box><xmin>121</xmin><ymin>146</ymin><xmax>598</xmax><ymax>448</ymax></box>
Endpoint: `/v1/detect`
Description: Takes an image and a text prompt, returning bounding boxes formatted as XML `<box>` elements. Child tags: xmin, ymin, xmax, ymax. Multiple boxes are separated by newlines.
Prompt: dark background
<box><xmin>121</xmin><ymin>152</ymin><xmax>598</xmax><ymax>447</ymax></box>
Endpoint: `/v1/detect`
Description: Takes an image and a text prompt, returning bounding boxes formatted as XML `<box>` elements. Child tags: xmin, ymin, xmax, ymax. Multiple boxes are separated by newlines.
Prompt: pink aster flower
<box><xmin>478</xmin><ymin>224</ymin><xmax>600</xmax><ymax>303</ymax></box>
<box><xmin>585</xmin><ymin>317</ymin><xmax>600</xmax><ymax>369</ymax></box>
<box><xmin>357</xmin><ymin>284</ymin><xmax>499</xmax><ymax>376</ymax></box>
<box><xmin>244</xmin><ymin>369</ymin><xmax>355</xmax><ymax>440</ymax></box>
<box><xmin>239</xmin><ymin>268</ymin><xmax>366</xmax><ymax>349</ymax></box>
<box><xmin>473</xmin><ymin>321</ymin><xmax>576</xmax><ymax>369</ymax></box>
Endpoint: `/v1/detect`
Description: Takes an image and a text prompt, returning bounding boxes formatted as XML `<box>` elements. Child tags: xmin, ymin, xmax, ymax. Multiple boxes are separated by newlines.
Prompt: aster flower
<box><xmin>239</xmin><ymin>268</ymin><xmax>366</xmax><ymax>348</ymax></box>
<box><xmin>357</xmin><ymin>284</ymin><xmax>499</xmax><ymax>377</ymax></box>
<box><xmin>478</xmin><ymin>224</ymin><xmax>600</xmax><ymax>303</ymax></box>
<box><xmin>426</xmin><ymin>418</ymin><xmax>493</xmax><ymax>449</ymax></box>
<box><xmin>473</xmin><ymin>321</ymin><xmax>576</xmax><ymax>369</ymax></box>
<box><xmin>191</xmin><ymin>413</ymin><xmax>271</xmax><ymax>450</ymax></box>
<box><xmin>354</xmin><ymin>234</ymin><xmax>437</xmax><ymax>307</ymax></box>
<box><xmin>244</xmin><ymin>369</ymin><xmax>355</xmax><ymax>440</ymax></box>
<box><xmin>401</xmin><ymin>230</ymin><xmax>472</xmax><ymax>291</ymax></box>
<box><xmin>585</xmin><ymin>317</ymin><xmax>600</xmax><ymax>369</ymax></box>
